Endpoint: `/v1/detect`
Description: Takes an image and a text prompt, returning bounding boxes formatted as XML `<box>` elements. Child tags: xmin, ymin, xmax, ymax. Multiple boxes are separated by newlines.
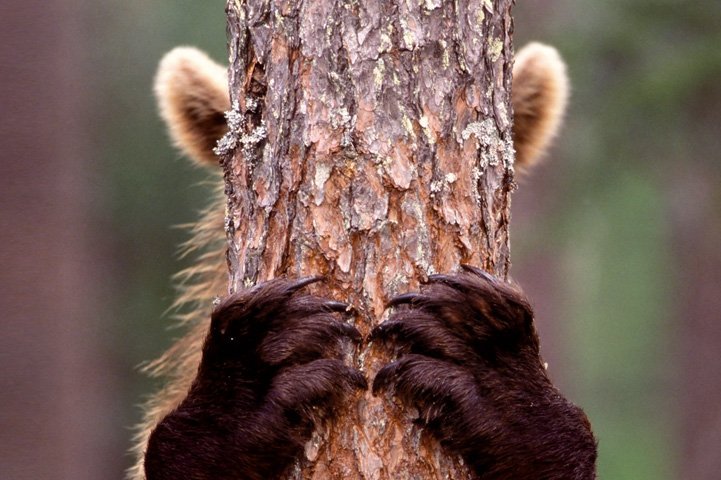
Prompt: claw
<box><xmin>368</xmin><ymin>323</ymin><xmax>384</xmax><ymax>343</ymax></box>
<box><xmin>424</xmin><ymin>274</ymin><xmax>478</xmax><ymax>296</ymax></box>
<box><xmin>372</xmin><ymin>362</ymin><xmax>398</xmax><ymax>395</ymax></box>
<box><xmin>287</xmin><ymin>275</ymin><xmax>325</xmax><ymax>293</ymax></box>
<box><xmin>368</xmin><ymin>325</ymin><xmax>384</xmax><ymax>344</ymax></box>
<box><xmin>322</xmin><ymin>300</ymin><xmax>355</xmax><ymax>315</ymax></box>
<box><xmin>349</xmin><ymin>368</ymin><xmax>369</xmax><ymax>391</ymax></box>
<box><xmin>368</xmin><ymin>320</ymin><xmax>401</xmax><ymax>343</ymax></box>
<box><xmin>386</xmin><ymin>292</ymin><xmax>425</xmax><ymax>309</ymax></box>
<box><xmin>459</xmin><ymin>264</ymin><xmax>497</xmax><ymax>283</ymax></box>
<box><xmin>333</xmin><ymin>321</ymin><xmax>363</xmax><ymax>343</ymax></box>
<box><xmin>426</xmin><ymin>273</ymin><xmax>459</xmax><ymax>284</ymax></box>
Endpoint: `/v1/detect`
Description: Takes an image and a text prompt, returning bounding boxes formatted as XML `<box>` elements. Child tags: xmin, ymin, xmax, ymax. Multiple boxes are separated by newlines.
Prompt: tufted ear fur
<box><xmin>154</xmin><ymin>47</ymin><xmax>230</xmax><ymax>167</ymax></box>
<box><xmin>511</xmin><ymin>42</ymin><xmax>569</xmax><ymax>171</ymax></box>
<box><xmin>154</xmin><ymin>43</ymin><xmax>568</xmax><ymax>171</ymax></box>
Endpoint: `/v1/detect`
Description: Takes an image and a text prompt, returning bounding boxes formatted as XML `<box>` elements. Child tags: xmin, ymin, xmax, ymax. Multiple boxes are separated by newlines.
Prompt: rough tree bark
<box><xmin>217</xmin><ymin>0</ymin><xmax>516</xmax><ymax>478</ymax></box>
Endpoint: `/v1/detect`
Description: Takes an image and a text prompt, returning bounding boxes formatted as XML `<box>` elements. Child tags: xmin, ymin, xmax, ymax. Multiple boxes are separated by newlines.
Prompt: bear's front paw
<box><xmin>371</xmin><ymin>265</ymin><xmax>596</xmax><ymax>480</ymax></box>
<box><xmin>145</xmin><ymin>277</ymin><xmax>366</xmax><ymax>480</ymax></box>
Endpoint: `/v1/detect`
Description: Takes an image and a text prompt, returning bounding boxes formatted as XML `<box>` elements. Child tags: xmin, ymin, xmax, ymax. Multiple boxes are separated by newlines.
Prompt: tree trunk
<box><xmin>219</xmin><ymin>0</ymin><xmax>515</xmax><ymax>478</ymax></box>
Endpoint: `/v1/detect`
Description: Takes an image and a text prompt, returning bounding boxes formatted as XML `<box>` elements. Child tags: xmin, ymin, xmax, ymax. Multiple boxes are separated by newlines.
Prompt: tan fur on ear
<box><xmin>511</xmin><ymin>43</ymin><xmax>569</xmax><ymax>171</ymax></box>
<box><xmin>155</xmin><ymin>47</ymin><xmax>230</xmax><ymax>166</ymax></box>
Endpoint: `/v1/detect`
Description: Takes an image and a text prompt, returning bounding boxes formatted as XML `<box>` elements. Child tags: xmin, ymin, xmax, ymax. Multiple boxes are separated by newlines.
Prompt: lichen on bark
<box><xmin>221</xmin><ymin>0</ymin><xmax>516</xmax><ymax>477</ymax></box>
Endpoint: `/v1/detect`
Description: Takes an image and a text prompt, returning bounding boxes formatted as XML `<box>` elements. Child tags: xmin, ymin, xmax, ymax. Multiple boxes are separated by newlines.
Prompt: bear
<box><xmin>131</xmin><ymin>43</ymin><xmax>596</xmax><ymax>480</ymax></box>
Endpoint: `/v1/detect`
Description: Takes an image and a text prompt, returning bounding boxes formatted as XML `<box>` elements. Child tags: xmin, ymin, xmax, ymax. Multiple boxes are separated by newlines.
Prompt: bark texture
<box><xmin>219</xmin><ymin>0</ymin><xmax>516</xmax><ymax>477</ymax></box>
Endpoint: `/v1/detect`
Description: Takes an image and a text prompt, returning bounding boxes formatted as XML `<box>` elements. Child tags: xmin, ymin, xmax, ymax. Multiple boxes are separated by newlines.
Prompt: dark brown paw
<box><xmin>146</xmin><ymin>277</ymin><xmax>366</xmax><ymax>480</ymax></box>
<box><xmin>208</xmin><ymin>276</ymin><xmax>361</xmax><ymax>364</ymax></box>
<box><xmin>205</xmin><ymin>275</ymin><xmax>367</xmax><ymax>420</ymax></box>
<box><xmin>370</xmin><ymin>266</ymin><xmax>597</xmax><ymax>480</ymax></box>
<box><xmin>371</xmin><ymin>265</ymin><xmax>538</xmax><ymax>365</ymax></box>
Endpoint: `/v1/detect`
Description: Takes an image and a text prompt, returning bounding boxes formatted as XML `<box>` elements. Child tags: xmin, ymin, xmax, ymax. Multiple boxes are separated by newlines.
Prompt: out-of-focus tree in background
<box><xmin>513</xmin><ymin>2</ymin><xmax>721</xmax><ymax>478</ymax></box>
<box><xmin>1</xmin><ymin>1</ymin><xmax>719</xmax><ymax>479</ymax></box>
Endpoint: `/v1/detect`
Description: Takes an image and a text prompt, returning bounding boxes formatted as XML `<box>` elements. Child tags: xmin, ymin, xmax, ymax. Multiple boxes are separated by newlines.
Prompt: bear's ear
<box><xmin>511</xmin><ymin>43</ymin><xmax>569</xmax><ymax>172</ymax></box>
<box><xmin>155</xmin><ymin>47</ymin><xmax>230</xmax><ymax>167</ymax></box>
<box><xmin>154</xmin><ymin>45</ymin><xmax>567</xmax><ymax>170</ymax></box>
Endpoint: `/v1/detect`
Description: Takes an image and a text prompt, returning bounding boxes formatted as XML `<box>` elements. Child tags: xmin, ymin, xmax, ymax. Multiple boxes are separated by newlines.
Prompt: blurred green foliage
<box><xmin>514</xmin><ymin>1</ymin><xmax>721</xmax><ymax>479</ymax></box>
<box><xmin>97</xmin><ymin>0</ymin><xmax>720</xmax><ymax>477</ymax></box>
<box><xmin>89</xmin><ymin>2</ymin><xmax>227</xmax><ymax>471</ymax></box>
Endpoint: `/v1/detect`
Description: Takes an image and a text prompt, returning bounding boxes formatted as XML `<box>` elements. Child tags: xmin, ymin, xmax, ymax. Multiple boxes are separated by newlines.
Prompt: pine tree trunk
<box><xmin>220</xmin><ymin>1</ymin><xmax>516</xmax><ymax>477</ymax></box>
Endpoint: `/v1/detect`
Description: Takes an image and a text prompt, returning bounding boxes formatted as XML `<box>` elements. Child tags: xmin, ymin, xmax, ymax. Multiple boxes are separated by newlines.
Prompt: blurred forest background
<box><xmin>1</xmin><ymin>0</ymin><xmax>720</xmax><ymax>479</ymax></box>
